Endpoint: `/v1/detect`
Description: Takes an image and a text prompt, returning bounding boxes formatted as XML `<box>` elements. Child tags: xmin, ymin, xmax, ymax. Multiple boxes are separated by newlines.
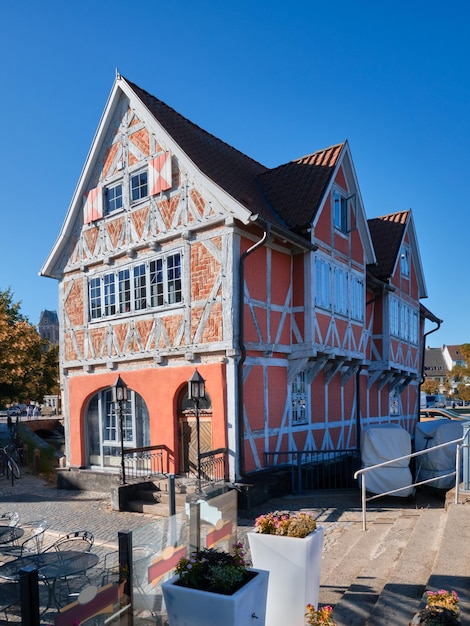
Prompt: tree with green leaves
<box><xmin>0</xmin><ymin>288</ymin><xmax>59</xmax><ymax>405</ymax></box>
<box><xmin>447</xmin><ymin>343</ymin><xmax>470</xmax><ymax>402</ymax></box>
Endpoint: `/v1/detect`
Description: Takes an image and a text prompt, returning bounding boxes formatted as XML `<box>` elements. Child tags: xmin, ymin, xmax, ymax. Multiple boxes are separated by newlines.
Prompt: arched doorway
<box><xmin>177</xmin><ymin>387</ymin><xmax>212</xmax><ymax>475</ymax></box>
<box><xmin>86</xmin><ymin>387</ymin><xmax>149</xmax><ymax>468</ymax></box>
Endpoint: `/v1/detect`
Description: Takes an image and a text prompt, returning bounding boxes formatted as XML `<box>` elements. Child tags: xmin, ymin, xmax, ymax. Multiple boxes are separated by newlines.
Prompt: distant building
<box><xmin>38</xmin><ymin>310</ymin><xmax>59</xmax><ymax>344</ymax></box>
<box><xmin>424</xmin><ymin>344</ymin><xmax>468</xmax><ymax>395</ymax></box>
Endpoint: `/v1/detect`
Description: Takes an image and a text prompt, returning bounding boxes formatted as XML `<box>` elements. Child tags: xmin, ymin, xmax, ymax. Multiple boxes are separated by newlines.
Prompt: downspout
<box><xmin>237</xmin><ymin>223</ymin><xmax>270</xmax><ymax>479</ymax></box>
<box><xmin>419</xmin><ymin>316</ymin><xmax>443</xmax><ymax>407</ymax></box>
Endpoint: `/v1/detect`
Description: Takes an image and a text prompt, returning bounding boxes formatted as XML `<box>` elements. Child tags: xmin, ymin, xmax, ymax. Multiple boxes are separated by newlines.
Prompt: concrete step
<box><xmin>326</xmin><ymin>511</ymin><xmax>422</xmax><ymax>625</ymax></box>
<box><xmin>127</xmin><ymin>499</ymin><xmax>186</xmax><ymax>517</ymax></box>
<box><xmin>365</xmin><ymin>508</ymin><xmax>445</xmax><ymax>625</ymax></box>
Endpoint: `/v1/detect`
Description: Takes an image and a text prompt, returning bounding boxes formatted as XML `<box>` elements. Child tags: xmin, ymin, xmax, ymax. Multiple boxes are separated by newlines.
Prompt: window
<box><xmin>103</xmin><ymin>274</ymin><xmax>116</xmax><ymax>316</ymax></box>
<box><xmin>333</xmin><ymin>190</ymin><xmax>348</xmax><ymax>233</ymax></box>
<box><xmin>105</xmin><ymin>183</ymin><xmax>123</xmax><ymax>214</ymax></box>
<box><xmin>130</xmin><ymin>170</ymin><xmax>148</xmax><ymax>202</ymax></box>
<box><xmin>118</xmin><ymin>269</ymin><xmax>131</xmax><ymax>313</ymax></box>
<box><xmin>167</xmin><ymin>253</ymin><xmax>182</xmax><ymax>304</ymax></box>
<box><xmin>134</xmin><ymin>264</ymin><xmax>147</xmax><ymax>310</ymax></box>
<box><xmin>89</xmin><ymin>277</ymin><xmax>101</xmax><ymax>320</ymax></box>
<box><xmin>389</xmin><ymin>295</ymin><xmax>418</xmax><ymax>344</ymax></box>
<box><xmin>88</xmin><ymin>251</ymin><xmax>183</xmax><ymax>320</ymax></box>
<box><xmin>291</xmin><ymin>371</ymin><xmax>308</xmax><ymax>424</ymax></box>
<box><xmin>86</xmin><ymin>388</ymin><xmax>150</xmax><ymax>468</ymax></box>
<box><xmin>401</xmin><ymin>246</ymin><xmax>410</xmax><ymax>278</ymax></box>
<box><xmin>333</xmin><ymin>266</ymin><xmax>348</xmax><ymax>315</ymax></box>
<box><xmin>350</xmin><ymin>275</ymin><xmax>364</xmax><ymax>321</ymax></box>
<box><xmin>315</xmin><ymin>258</ymin><xmax>331</xmax><ymax>309</ymax></box>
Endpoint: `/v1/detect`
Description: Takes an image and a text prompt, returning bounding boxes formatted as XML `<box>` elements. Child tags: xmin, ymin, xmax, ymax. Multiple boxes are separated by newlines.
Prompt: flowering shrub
<box><xmin>255</xmin><ymin>510</ymin><xmax>317</xmax><ymax>538</ymax></box>
<box><xmin>173</xmin><ymin>543</ymin><xmax>253</xmax><ymax>595</ymax></box>
<box><xmin>426</xmin><ymin>590</ymin><xmax>459</xmax><ymax>616</ymax></box>
<box><xmin>305</xmin><ymin>603</ymin><xmax>337</xmax><ymax>625</ymax></box>
<box><xmin>410</xmin><ymin>590</ymin><xmax>460</xmax><ymax>625</ymax></box>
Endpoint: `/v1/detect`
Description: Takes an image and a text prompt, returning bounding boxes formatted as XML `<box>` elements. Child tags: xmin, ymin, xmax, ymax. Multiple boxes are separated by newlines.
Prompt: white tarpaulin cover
<box><xmin>415</xmin><ymin>419</ymin><xmax>464</xmax><ymax>489</ymax></box>
<box><xmin>360</xmin><ymin>424</ymin><xmax>414</xmax><ymax>497</ymax></box>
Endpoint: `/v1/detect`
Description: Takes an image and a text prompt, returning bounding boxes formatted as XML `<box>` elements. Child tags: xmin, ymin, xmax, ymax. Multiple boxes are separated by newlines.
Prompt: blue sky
<box><xmin>0</xmin><ymin>0</ymin><xmax>467</xmax><ymax>347</ymax></box>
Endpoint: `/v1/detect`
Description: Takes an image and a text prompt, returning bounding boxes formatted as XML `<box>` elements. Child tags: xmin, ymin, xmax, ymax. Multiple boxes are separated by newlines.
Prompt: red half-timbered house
<box><xmin>41</xmin><ymin>75</ymin><xmax>437</xmax><ymax>485</ymax></box>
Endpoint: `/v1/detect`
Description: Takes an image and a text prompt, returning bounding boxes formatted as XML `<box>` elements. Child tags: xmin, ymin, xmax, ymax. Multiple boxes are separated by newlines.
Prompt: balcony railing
<box><xmin>198</xmin><ymin>447</ymin><xmax>227</xmax><ymax>483</ymax></box>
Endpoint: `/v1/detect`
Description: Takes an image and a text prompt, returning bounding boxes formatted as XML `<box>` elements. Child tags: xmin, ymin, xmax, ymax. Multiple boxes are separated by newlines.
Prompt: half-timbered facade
<box><xmin>41</xmin><ymin>75</ymin><xmax>436</xmax><ymax>483</ymax></box>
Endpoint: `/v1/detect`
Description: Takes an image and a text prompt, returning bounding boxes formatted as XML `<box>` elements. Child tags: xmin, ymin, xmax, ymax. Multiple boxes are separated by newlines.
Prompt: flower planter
<box><xmin>248</xmin><ymin>526</ymin><xmax>324</xmax><ymax>626</ymax></box>
<box><xmin>162</xmin><ymin>568</ymin><xmax>269</xmax><ymax>626</ymax></box>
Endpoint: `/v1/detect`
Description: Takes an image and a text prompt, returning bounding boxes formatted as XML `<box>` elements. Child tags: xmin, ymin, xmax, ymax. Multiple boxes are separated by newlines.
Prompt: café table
<box><xmin>0</xmin><ymin>525</ymin><xmax>24</xmax><ymax>545</ymax></box>
<box><xmin>0</xmin><ymin>549</ymin><xmax>99</xmax><ymax>612</ymax></box>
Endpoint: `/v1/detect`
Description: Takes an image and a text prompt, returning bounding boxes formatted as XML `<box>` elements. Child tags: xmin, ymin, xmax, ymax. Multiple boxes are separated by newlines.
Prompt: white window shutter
<box><xmin>149</xmin><ymin>152</ymin><xmax>172</xmax><ymax>195</ymax></box>
<box><xmin>83</xmin><ymin>186</ymin><xmax>103</xmax><ymax>223</ymax></box>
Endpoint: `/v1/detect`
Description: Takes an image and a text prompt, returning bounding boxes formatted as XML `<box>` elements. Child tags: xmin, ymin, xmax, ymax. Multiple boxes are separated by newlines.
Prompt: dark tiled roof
<box><xmin>367</xmin><ymin>211</ymin><xmax>409</xmax><ymax>279</ymax></box>
<box><xmin>259</xmin><ymin>144</ymin><xmax>344</xmax><ymax>231</ymax></box>
<box><xmin>125</xmin><ymin>78</ymin><xmax>342</xmax><ymax>234</ymax></box>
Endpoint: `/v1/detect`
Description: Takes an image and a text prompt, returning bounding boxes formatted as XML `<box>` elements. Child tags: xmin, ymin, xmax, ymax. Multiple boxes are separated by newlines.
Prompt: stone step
<box><xmin>365</xmin><ymin>508</ymin><xmax>445</xmax><ymax>625</ymax></box>
<box><xmin>127</xmin><ymin>499</ymin><xmax>186</xmax><ymax>517</ymax></box>
<box><xmin>325</xmin><ymin>511</ymin><xmax>422</xmax><ymax>624</ymax></box>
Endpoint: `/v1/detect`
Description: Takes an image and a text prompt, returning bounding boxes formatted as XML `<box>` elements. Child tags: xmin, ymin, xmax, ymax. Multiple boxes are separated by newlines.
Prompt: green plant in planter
<box><xmin>174</xmin><ymin>543</ymin><xmax>253</xmax><ymax>595</ymax></box>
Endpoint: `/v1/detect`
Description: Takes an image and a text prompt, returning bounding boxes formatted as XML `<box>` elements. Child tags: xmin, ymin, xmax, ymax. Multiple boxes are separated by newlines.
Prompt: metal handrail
<box><xmin>354</xmin><ymin>433</ymin><xmax>470</xmax><ymax>530</ymax></box>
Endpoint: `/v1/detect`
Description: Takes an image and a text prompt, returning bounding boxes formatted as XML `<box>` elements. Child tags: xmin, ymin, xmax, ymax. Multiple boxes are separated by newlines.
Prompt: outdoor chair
<box><xmin>48</xmin><ymin>530</ymin><xmax>95</xmax><ymax>556</ymax></box>
<box><xmin>0</xmin><ymin>520</ymin><xmax>49</xmax><ymax>559</ymax></box>
<box><xmin>0</xmin><ymin>512</ymin><xmax>19</xmax><ymax>527</ymax></box>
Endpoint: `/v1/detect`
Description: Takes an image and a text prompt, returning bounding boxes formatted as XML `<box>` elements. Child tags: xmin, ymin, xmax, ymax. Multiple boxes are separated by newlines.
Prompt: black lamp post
<box><xmin>188</xmin><ymin>369</ymin><xmax>205</xmax><ymax>481</ymax></box>
<box><xmin>112</xmin><ymin>375</ymin><xmax>128</xmax><ymax>485</ymax></box>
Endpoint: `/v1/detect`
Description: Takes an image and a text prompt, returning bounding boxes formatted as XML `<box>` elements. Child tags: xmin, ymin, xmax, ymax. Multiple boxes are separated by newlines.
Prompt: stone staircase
<box><xmin>126</xmin><ymin>478</ymin><xmax>192</xmax><ymax>516</ymax></box>
<box><xmin>316</xmin><ymin>495</ymin><xmax>470</xmax><ymax>625</ymax></box>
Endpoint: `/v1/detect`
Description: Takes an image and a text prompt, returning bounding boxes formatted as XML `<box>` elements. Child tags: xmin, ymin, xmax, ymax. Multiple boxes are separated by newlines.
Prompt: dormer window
<box><xmin>333</xmin><ymin>190</ymin><xmax>348</xmax><ymax>233</ymax></box>
<box><xmin>131</xmin><ymin>170</ymin><xmax>148</xmax><ymax>202</ymax></box>
<box><xmin>400</xmin><ymin>246</ymin><xmax>410</xmax><ymax>278</ymax></box>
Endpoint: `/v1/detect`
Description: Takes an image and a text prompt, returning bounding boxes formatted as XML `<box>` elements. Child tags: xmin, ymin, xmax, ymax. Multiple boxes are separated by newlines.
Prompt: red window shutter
<box><xmin>83</xmin><ymin>186</ymin><xmax>103</xmax><ymax>223</ymax></box>
<box><xmin>149</xmin><ymin>153</ymin><xmax>172</xmax><ymax>195</ymax></box>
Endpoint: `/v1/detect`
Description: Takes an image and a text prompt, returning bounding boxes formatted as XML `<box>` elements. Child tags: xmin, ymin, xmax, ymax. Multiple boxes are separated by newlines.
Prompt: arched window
<box><xmin>86</xmin><ymin>388</ymin><xmax>149</xmax><ymax>468</ymax></box>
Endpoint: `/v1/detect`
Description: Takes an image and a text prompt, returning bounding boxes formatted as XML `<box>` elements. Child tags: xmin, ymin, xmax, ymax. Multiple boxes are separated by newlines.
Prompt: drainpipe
<box><xmin>419</xmin><ymin>314</ymin><xmax>443</xmax><ymax>410</ymax></box>
<box><xmin>237</xmin><ymin>222</ymin><xmax>270</xmax><ymax>479</ymax></box>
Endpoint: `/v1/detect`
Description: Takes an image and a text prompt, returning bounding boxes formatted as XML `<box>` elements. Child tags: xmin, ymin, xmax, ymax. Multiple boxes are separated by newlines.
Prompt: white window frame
<box><xmin>291</xmin><ymin>370</ymin><xmax>309</xmax><ymax>424</ymax></box>
<box><xmin>350</xmin><ymin>274</ymin><xmax>364</xmax><ymax>321</ymax></box>
<box><xmin>315</xmin><ymin>257</ymin><xmax>331</xmax><ymax>310</ymax></box>
<box><xmin>130</xmin><ymin>169</ymin><xmax>148</xmax><ymax>203</ymax></box>
<box><xmin>400</xmin><ymin>245</ymin><xmax>410</xmax><ymax>278</ymax></box>
<box><xmin>333</xmin><ymin>189</ymin><xmax>349</xmax><ymax>233</ymax></box>
<box><xmin>333</xmin><ymin>266</ymin><xmax>348</xmax><ymax>315</ymax></box>
<box><xmin>88</xmin><ymin>250</ymin><xmax>183</xmax><ymax>321</ymax></box>
<box><xmin>105</xmin><ymin>182</ymin><xmax>123</xmax><ymax>215</ymax></box>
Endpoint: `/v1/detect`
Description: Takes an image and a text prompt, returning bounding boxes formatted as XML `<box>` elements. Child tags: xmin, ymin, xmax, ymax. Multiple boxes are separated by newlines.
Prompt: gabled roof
<box><xmin>258</xmin><ymin>144</ymin><xmax>344</xmax><ymax>231</ymax></box>
<box><xmin>368</xmin><ymin>210</ymin><xmax>428</xmax><ymax>298</ymax></box>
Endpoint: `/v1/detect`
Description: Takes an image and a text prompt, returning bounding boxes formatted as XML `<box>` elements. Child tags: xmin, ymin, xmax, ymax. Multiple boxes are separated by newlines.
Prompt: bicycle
<box><xmin>0</xmin><ymin>445</ymin><xmax>20</xmax><ymax>485</ymax></box>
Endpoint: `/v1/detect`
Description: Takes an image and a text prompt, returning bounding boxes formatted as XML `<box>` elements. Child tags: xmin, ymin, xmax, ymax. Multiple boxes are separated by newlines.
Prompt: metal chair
<box><xmin>0</xmin><ymin>520</ymin><xmax>49</xmax><ymax>559</ymax></box>
<box><xmin>49</xmin><ymin>530</ymin><xmax>94</xmax><ymax>556</ymax></box>
<box><xmin>0</xmin><ymin>512</ymin><xmax>19</xmax><ymax>527</ymax></box>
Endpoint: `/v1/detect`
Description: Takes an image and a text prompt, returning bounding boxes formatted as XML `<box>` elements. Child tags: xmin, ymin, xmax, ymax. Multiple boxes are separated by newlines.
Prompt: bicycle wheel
<box><xmin>8</xmin><ymin>457</ymin><xmax>20</xmax><ymax>480</ymax></box>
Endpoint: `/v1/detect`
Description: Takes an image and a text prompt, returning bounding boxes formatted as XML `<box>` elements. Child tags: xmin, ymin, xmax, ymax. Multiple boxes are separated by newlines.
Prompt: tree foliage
<box><xmin>0</xmin><ymin>289</ymin><xmax>59</xmax><ymax>405</ymax></box>
<box><xmin>421</xmin><ymin>378</ymin><xmax>440</xmax><ymax>394</ymax></box>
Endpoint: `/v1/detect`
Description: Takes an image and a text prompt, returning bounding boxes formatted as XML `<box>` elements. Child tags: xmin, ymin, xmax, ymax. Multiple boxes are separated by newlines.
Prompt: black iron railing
<box><xmin>264</xmin><ymin>449</ymin><xmax>361</xmax><ymax>493</ymax></box>
<box><xmin>198</xmin><ymin>447</ymin><xmax>227</xmax><ymax>483</ymax></box>
<box><xmin>122</xmin><ymin>445</ymin><xmax>174</xmax><ymax>481</ymax></box>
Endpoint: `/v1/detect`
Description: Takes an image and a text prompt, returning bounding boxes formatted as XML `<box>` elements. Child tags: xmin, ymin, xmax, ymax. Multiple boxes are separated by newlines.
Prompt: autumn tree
<box><xmin>0</xmin><ymin>289</ymin><xmax>59</xmax><ymax>405</ymax></box>
<box><xmin>421</xmin><ymin>378</ymin><xmax>440</xmax><ymax>395</ymax></box>
<box><xmin>447</xmin><ymin>343</ymin><xmax>470</xmax><ymax>401</ymax></box>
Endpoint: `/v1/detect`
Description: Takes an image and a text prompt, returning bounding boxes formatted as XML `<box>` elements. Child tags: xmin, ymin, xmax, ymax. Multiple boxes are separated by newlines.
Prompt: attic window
<box><xmin>333</xmin><ymin>190</ymin><xmax>348</xmax><ymax>233</ymax></box>
<box><xmin>105</xmin><ymin>183</ymin><xmax>123</xmax><ymax>215</ymax></box>
<box><xmin>400</xmin><ymin>246</ymin><xmax>410</xmax><ymax>278</ymax></box>
<box><xmin>131</xmin><ymin>170</ymin><xmax>148</xmax><ymax>202</ymax></box>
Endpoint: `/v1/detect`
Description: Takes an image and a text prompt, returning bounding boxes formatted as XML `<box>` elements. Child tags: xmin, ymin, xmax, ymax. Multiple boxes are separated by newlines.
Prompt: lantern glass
<box><xmin>188</xmin><ymin>370</ymin><xmax>205</xmax><ymax>401</ymax></box>
<box><xmin>112</xmin><ymin>375</ymin><xmax>128</xmax><ymax>403</ymax></box>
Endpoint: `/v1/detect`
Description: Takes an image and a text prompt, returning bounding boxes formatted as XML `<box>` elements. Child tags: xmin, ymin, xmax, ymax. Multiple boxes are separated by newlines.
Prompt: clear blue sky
<box><xmin>0</xmin><ymin>0</ymin><xmax>467</xmax><ymax>348</ymax></box>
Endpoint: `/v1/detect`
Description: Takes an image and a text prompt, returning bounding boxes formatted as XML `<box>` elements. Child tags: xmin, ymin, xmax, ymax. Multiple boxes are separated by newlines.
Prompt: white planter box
<box><xmin>248</xmin><ymin>527</ymin><xmax>324</xmax><ymax>626</ymax></box>
<box><xmin>162</xmin><ymin>568</ymin><xmax>269</xmax><ymax>626</ymax></box>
